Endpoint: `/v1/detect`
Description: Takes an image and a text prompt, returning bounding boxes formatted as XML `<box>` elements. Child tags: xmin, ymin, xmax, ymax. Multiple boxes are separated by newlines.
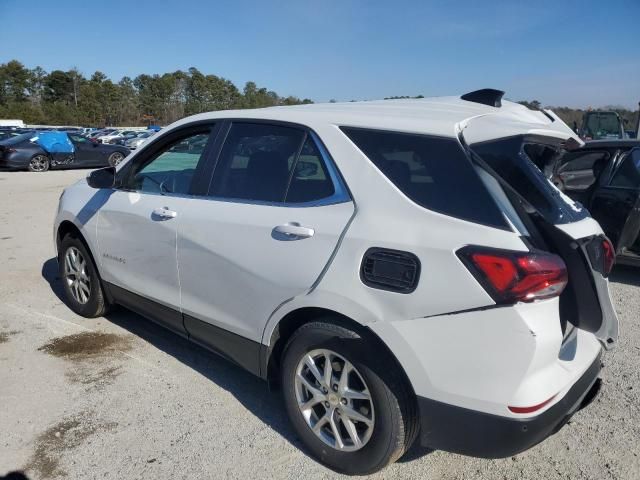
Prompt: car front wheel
<box><xmin>281</xmin><ymin>321</ymin><xmax>418</xmax><ymax>475</ymax></box>
<box><xmin>58</xmin><ymin>233</ymin><xmax>110</xmax><ymax>318</ymax></box>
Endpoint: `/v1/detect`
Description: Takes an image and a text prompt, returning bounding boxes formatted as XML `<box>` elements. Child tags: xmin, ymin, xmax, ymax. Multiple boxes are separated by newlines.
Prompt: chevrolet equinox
<box><xmin>54</xmin><ymin>89</ymin><xmax>618</xmax><ymax>474</ymax></box>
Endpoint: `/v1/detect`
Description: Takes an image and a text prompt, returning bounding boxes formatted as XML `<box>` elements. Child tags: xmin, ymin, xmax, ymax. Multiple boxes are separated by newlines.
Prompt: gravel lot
<box><xmin>1</xmin><ymin>169</ymin><xmax>639</xmax><ymax>480</ymax></box>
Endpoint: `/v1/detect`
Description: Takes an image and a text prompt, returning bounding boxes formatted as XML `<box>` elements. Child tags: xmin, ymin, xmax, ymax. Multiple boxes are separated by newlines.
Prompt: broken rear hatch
<box><xmin>458</xmin><ymin>108</ymin><xmax>619</xmax><ymax>349</ymax></box>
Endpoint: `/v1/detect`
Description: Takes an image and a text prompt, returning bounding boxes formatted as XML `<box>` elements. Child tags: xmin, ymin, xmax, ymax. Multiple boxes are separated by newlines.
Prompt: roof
<box><xmin>169</xmin><ymin>93</ymin><xmax>580</xmax><ymax>143</ymax></box>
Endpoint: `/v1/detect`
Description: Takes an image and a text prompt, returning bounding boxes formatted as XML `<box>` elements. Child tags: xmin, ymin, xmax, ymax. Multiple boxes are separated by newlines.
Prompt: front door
<box><xmin>96</xmin><ymin>127</ymin><xmax>216</xmax><ymax>334</ymax></box>
<box><xmin>589</xmin><ymin>148</ymin><xmax>640</xmax><ymax>253</ymax></box>
<box><xmin>177</xmin><ymin>122</ymin><xmax>354</xmax><ymax>351</ymax></box>
<box><xmin>68</xmin><ymin>133</ymin><xmax>104</xmax><ymax>167</ymax></box>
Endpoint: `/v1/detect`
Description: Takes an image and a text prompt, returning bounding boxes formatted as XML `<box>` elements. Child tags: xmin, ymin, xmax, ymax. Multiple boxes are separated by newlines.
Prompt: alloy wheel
<box><xmin>109</xmin><ymin>152</ymin><xmax>124</xmax><ymax>166</ymax></box>
<box><xmin>294</xmin><ymin>348</ymin><xmax>375</xmax><ymax>452</ymax></box>
<box><xmin>29</xmin><ymin>155</ymin><xmax>49</xmax><ymax>172</ymax></box>
<box><xmin>63</xmin><ymin>246</ymin><xmax>91</xmax><ymax>304</ymax></box>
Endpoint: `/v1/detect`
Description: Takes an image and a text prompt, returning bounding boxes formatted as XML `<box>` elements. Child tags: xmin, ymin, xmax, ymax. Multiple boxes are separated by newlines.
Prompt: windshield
<box><xmin>469</xmin><ymin>135</ymin><xmax>590</xmax><ymax>225</ymax></box>
<box><xmin>583</xmin><ymin>112</ymin><xmax>622</xmax><ymax>140</ymax></box>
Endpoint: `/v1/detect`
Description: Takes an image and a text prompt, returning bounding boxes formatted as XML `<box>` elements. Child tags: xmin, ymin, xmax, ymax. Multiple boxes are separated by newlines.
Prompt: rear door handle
<box><xmin>272</xmin><ymin>222</ymin><xmax>314</xmax><ymax>240</ymax></box>
<box><xmin>152</xmin><ymin>207</ymin><xmax>177</xmax><ymax>220</ymax></box>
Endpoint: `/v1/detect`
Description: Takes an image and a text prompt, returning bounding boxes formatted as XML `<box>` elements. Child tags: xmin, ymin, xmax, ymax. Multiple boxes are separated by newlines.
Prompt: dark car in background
<box><xmin>0</xmin><ymin>129</ymin><xmax>27</xmax><ymax>142</ymax></box>
<box><xmin>0</xmin><ymin>131</ymin><xmax>129</xmax><ymax>172</ymax></box>
<box><xmin>550</xmin><ymin>140</ymin><xmax>640</xmax><ymax>266</ymax></box>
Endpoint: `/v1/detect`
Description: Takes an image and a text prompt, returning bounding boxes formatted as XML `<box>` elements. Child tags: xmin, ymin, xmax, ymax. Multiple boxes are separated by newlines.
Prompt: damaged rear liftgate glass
<box><xmin>457</xmin><ymin>126</ymin><xmax>618</xmax><ymax>350</ymax></box>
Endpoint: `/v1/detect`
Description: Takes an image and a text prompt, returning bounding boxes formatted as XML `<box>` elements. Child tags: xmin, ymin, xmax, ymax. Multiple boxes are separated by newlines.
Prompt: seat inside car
<box><xmin>244</xmin><ymin>150</ymin><xmax>289</xmax><ymax>201</ymax></box>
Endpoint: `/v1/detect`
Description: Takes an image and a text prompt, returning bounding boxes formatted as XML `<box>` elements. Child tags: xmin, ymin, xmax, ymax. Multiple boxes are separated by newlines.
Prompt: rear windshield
<box><xmin>470</xmin><ymin>136</ymin><xmax>590</xmax><ymax>224</ymax></box>
<box><xmin>341</xmin><ymin>127</ymin><xmax>509</xmax><ymax>230</ymax></box>
<box><xmin>0</xmin><ymin>132</ymin><xmax>35</xmax><ymax>145</ymax></box>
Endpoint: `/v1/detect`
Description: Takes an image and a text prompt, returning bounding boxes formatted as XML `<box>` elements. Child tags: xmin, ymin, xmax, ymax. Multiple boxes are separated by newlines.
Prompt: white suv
<box><xmin>54</xmin><ymin>89</ymin><xmax>618</xmax><ymax>475</ymax></box>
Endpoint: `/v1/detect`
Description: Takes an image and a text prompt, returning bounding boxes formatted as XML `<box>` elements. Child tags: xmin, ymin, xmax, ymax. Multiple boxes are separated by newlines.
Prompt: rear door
<box><xmin>590</xmin><ymin>148</ymin><xmax>640</xmax><ymax>254</ymax></box>
<box><xmin>177</xmin><ymin>121</ymin><xmax>354</xmax><ymax>353</ymax></box>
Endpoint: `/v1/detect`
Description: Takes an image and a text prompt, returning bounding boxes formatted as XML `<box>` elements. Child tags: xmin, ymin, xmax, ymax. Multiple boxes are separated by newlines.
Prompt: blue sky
<box><xmin>1</xmin><ymin>0</ymin><xmax>639</xmax><ymax>108</ymax></box>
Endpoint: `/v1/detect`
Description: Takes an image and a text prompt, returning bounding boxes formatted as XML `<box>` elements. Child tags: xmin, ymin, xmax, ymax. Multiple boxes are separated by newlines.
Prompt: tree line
<box><xmin>0</xmin><ymin>59</ymin><xmax>638</xmax><ymax>129</ymax></box>
<box><xmin>0</xmin><ymin>60</ymin><xmax>313</xmax><ymax>126</ymax></box>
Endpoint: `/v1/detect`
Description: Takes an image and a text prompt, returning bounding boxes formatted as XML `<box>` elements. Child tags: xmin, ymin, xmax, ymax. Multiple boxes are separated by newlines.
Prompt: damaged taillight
<box><xmin>585</xmin><ymin>236</ymin><xmax>616</xmax><ymax>278</ymax></box>
<box><xmin>601</xmin><ymin>238</ymin><xmax>615</xmax><ymax>276</ymax></box>
<box><xmin>458</xmin><ymin>246</ymin><xmax>568</xmax><ymax>304</ymax></box>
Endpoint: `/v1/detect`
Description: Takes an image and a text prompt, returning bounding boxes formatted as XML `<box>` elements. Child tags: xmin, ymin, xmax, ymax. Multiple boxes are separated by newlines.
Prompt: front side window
<box><xmin>341</xmin><ymin>127</ymin><xmax>508</xmax><ymax>229</ymax></box>
<box><xmin>125</xmin><ymin>131</ymin><xmax>211</xmax><ymax>195</ymax></box>
<box><xmin>610</xmin><ymin>149</ymin><xmax>640</xmax><ymax>189</ymax></box>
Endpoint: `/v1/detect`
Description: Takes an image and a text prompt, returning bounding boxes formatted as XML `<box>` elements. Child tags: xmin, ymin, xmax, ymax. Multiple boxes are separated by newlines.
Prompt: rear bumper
<box><xmin>0</xmin><ymin>156</ymin><xmax>28</xmax><ymax>170</ymax></box>
<box><xmin>418</xmin><ymin>350</ymin><xmax>602</xmax><ymax>457</ymax></box>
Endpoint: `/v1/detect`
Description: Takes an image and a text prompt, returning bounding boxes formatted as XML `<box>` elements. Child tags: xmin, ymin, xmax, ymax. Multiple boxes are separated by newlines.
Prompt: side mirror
<box><xmin>87</xmin><ymin>167</ymin><xmax>116</xmax><ymax>189</ymax></box>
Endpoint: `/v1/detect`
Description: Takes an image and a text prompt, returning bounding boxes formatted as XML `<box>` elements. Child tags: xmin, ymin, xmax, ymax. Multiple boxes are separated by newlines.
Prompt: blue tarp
<box><xmin>33</xmin><ymin>131</ymin><xmax>75</xmax><ymax>154</ymax></box>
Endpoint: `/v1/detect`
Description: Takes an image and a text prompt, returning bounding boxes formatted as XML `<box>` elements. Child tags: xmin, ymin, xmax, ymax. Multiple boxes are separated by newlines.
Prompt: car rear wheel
<box><xmin>108</xmin><ymin>152</ymin><xmax>125</xmax><ymax>167</ymax></box>
<box><xmin>58</xmin><ymin>233</ymin><xmax>110</xmax><ymax>318</ymax></box>
<box><xmin>281</xmin><ymin>321</ymin><xmax>418</xmax><ymax>475</ymax></box>
<box><xmin>28</xmin><ymin>154</ymin><xmax>50</xmax><ymax>172</ymax></box>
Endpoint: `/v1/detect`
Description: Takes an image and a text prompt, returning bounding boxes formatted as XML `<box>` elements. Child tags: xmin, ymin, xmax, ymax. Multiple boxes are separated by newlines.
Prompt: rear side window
<box><xmin>209</xmin><ymin>123</ymin><xmax>304</xmax><ymax>202</ymax></box>
<box><xmin>341</xmin><ymin>127</ymin><xmax>508</xmax><ymax>229</ymax></box>
<box><xmin>209</xmin><ymin>123</ymin><xmax>339</xmax><ymax>204</ymax></box>
<box><xmin>559</xmin><ymin>151</ymin><xmax>608</xmax><ymax>173</ymax></box>
<box><xmin>555</xmin><ymin>150</ymin><xmax>609</xmax><ymax>191</ymax></box>
<box><xmin>286</xmin><ymin>137</ymin><xmax>335</xmax><ymax>203</ymax></box>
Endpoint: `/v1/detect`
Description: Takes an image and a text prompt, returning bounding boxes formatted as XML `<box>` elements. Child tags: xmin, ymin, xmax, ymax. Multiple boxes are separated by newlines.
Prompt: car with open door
<box><xmin>588</xmin><ymin>147</ymin><xmax>640</xmax><ymax>266</ymax></box>
<box><xmin>54</xmin><ymin>90</ymin><xmax>618</xmax><ymax>474</ymax></box>
<box><xmin>549</xmin><ymin>140</ymin><xmax>640</xmax><ymax>266</ymax></box>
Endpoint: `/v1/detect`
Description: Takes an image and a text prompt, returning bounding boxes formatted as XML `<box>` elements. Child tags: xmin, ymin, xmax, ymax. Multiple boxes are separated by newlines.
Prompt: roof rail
<box><xmin>461</xmin><ymin>89</ymin><xmax>505</xmax><ymax>108</ymax></box>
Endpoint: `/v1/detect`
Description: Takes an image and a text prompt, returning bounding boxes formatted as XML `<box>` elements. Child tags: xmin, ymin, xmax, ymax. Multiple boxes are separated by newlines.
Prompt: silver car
<box><xmin>125</xmin><ymin>131</ymin><xmax>154</xmax><ymax>150</ymax></box>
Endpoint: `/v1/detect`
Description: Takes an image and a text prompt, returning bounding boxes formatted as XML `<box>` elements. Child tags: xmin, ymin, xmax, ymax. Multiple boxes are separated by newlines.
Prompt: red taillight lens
<box><xmin>458</xmin><ymin>247</ymin><xmax>568</xmax><ymax>303</ymax></box>
<box><xmin>601</xmin><ymin>238</ymin><xmax>615</xmax><ymax>276</ymax></box>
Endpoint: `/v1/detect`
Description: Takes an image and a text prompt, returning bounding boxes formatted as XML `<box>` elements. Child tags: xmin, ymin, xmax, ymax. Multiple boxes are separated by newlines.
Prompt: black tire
<box><xmin>281</xmin><ymin>320</ymin><xmax>418</xmax><ymax>475</ymax></box>
<box><xmin>107</xmin><ymin>151</ymin><xmax>125</xmax><ymax>167</ymax></box>
<box><xmin>28</xmin><ymin>154</ymin><xmax>50</xmax><ymax>172</ymax></box>
<box><xmin>58</xmin><ymin>233</ymin><xmax>110</xmax><ymax>318</ymax></box>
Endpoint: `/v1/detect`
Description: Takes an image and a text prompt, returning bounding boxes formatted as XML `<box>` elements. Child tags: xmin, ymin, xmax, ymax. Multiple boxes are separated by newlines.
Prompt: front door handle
<box><xmin>272</xmin><ymin>222</ymin><xmax>315</xmax><ymax>240</ymax></box>
<box><xmin>152</xmin><ymin>207</ymin><xmax>177</xmax><ymax>220</ymax></box>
